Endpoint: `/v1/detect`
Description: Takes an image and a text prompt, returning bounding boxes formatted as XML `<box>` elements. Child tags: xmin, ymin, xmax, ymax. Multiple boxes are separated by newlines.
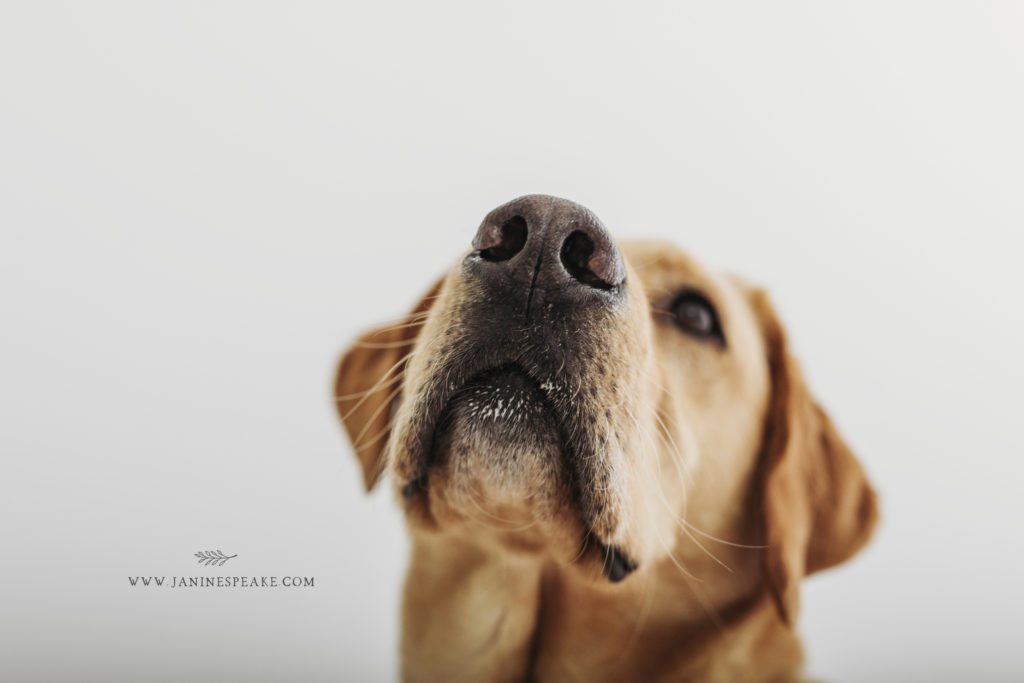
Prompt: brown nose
<box><xmin>468</xmin><ymin>195</ymin><xmax>625</xmax><ymax>313</ymax></box>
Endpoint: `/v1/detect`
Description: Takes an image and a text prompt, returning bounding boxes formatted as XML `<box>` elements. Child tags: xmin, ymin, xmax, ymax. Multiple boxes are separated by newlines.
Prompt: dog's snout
<box><xmin>470</xmin><ymin>195</ymin><xmax>625</xmax><ymax>310</ymax></box>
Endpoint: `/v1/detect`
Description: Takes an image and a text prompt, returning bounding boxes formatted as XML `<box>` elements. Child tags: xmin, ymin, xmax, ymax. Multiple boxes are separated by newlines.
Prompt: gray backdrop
<box><xmin>2</xmin><ymin>2</ymin><xmax>1022</xmax><ymax>681</ymax></box>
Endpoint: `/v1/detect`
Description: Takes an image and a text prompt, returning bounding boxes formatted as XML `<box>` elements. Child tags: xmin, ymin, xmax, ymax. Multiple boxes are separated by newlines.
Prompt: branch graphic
<box><xmin>194</xmin><ymin>550</ymin><xmax>237</xmax><ymax>566</ymax></box>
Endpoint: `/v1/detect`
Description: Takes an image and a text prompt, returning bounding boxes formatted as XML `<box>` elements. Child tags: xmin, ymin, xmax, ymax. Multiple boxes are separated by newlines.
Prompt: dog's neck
<box><xmin>399</xmin><ymin>530</ymin><xmax>805</xmax><ymax>683</ymax></box>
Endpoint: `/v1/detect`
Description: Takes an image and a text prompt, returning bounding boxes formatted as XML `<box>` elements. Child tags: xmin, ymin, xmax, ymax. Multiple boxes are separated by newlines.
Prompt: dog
<box><xmin>334</xmin><ymin>195</ymin><xmax>878</xmax><ymax>682</ymax></box>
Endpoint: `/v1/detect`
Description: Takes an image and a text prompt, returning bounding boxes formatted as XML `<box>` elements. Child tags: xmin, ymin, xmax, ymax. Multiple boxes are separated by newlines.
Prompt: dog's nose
<box><xmin>469</xmin><ymin>195</ymin><xmax>625</xmax><ymax>309</ymax></box>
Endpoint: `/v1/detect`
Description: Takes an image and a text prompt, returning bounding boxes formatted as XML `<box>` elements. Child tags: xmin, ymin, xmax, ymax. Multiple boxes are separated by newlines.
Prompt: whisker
<box><xmin>359</xmin><ymin>313</ymin><xmax>432</xmax><ymax>338</ymax></box>
<box><xmin>641</xmin><ymin>383</ymin><xmax>763</xmax><ymax>550</ymax></box>
<box><xmin>621</xmin><ymin>401</ymin><xmax>734</xmax><ymax>579</ymax></box>
<box><xmin>350</xmin><ymin>383</ymin><xmax>404</xmax><ymax>447</ymax></box>
<box><xmin>352</xmin><ymin>410</ymin><xmax>399</xmax><ymax>451</ymax></box>
<box><xmin>646</xmin><ymin>408</ymin><xmax>734</xmax><ymax>572</ymax></box>
<box><xmin>338</xmin><ymin>349</ymin><xmax>418</xmax><ymax>420</ymax></box>
<box><xmin>334</xmin><ymin>371</ymin><xmax>404</xmax><ymax>401</ymax></box>
<box><xmin>682</xmin><ymin>524</ymin><xmax>765</xmax><ymax>549</ymax></box>
<box><xmin>633</xmin><ymin>458</ymin><xmax>703</xmax><ymax>583</ymax></box>
<box><xmin>349</xmin><ymin>338</ymin><xmax>420</xmax><ymax>350</ymax></box>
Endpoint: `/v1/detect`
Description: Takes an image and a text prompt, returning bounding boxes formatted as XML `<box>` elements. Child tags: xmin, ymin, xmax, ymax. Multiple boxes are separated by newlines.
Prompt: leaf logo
<box><xmin>194</xmin><ymin>550</ymin><xmax>237</xmax><ymax>566</ymax></box>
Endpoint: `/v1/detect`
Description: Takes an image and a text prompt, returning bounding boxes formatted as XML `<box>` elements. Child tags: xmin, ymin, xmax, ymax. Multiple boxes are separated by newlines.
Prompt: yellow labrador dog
<box><xmin>334</xmin><ymin>195</ymin><xmax>878</xmax><ymax>682</ymax></box>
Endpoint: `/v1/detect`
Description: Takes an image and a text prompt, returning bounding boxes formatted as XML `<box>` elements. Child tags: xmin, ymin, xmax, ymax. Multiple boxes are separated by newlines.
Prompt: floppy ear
<box><xmin>751</xmin><ymin>290</ymin><xmax>879</xmax><ymax>625</ymax></box>
<box><xmin>334</xmin><ymin>280</ymin><xmax>443</xmax><ymax>491</ymax></box>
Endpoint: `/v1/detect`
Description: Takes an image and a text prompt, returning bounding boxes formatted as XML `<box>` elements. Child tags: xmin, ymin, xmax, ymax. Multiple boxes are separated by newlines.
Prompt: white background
<box><xmin>2</xmin><ymin>3</ymin><xmax>1022</xmax><ymax>681</ymax></box>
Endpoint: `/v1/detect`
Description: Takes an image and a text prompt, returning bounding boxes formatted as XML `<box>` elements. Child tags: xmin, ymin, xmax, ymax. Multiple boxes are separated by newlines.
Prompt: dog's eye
<box><xmin>669</xmin><ymin>291</ymin><xmax>724</xmax><ymax>342</ymax></box>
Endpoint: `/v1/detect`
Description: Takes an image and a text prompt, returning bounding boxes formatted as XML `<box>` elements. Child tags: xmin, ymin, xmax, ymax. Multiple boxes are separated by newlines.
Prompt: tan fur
<box><xmin>334</xmin><ymin>240</ymin><xmax>878</xmax><ymax>682</ymax></box>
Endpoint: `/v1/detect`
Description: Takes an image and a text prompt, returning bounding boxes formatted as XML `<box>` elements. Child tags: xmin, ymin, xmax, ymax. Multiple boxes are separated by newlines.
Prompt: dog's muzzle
<box><xmin>396</xmin><ymin>195</ymin><xmax>638</xmax><ymax>582</ymax></box>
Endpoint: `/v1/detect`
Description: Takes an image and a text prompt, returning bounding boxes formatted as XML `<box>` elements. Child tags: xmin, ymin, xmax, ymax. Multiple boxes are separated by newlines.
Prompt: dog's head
<box><xmin>335</xmin><ymin>195</ymin><xmax>877</xmax><ymax>621</ymax></box>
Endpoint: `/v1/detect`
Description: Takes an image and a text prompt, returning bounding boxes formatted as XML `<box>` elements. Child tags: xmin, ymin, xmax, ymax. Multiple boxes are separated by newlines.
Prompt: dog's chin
<box><xmin>430</xmin><ymin>365</ymin><xmax>567</xmax><ymax>506</ymax></box>
<box><xmin>405</xmin><ymin>364</ymin><xmax>640</xmax><ymax>583</ymax></box>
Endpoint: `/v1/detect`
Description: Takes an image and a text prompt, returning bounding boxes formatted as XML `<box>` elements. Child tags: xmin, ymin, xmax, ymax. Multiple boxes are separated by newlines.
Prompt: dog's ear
<box><xmin>334</xmin><ymin>279</ymin><xmax>443</xmax><ymax>491</ymax></box>
<box><xmin>751</xmin><ymin>290</ymin><xmax>879</xmax><ymax>625</ymax></box>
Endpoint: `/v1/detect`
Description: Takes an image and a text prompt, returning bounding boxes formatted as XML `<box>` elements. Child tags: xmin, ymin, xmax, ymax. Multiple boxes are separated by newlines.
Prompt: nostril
<box><xmin>477</xmin><ymin>215</ymin><xmax>528</xmax><ymax>262</ymax></box>
<box><xmin>560</xmin><ymin>230</ymin><xmax>618</xmax><ymax>290</ymax></box>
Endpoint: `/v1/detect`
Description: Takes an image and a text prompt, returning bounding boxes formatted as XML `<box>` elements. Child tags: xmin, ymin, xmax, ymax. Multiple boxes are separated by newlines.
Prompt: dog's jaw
<box><xmin>380</xmin><ymin>200</ymin><xmax>661</xmax><ymax>584</ymax></box>
<box><xmin>384</xmin><ymin>299</ymin><xmax>648</xmax><ymax>583</ymax></box>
